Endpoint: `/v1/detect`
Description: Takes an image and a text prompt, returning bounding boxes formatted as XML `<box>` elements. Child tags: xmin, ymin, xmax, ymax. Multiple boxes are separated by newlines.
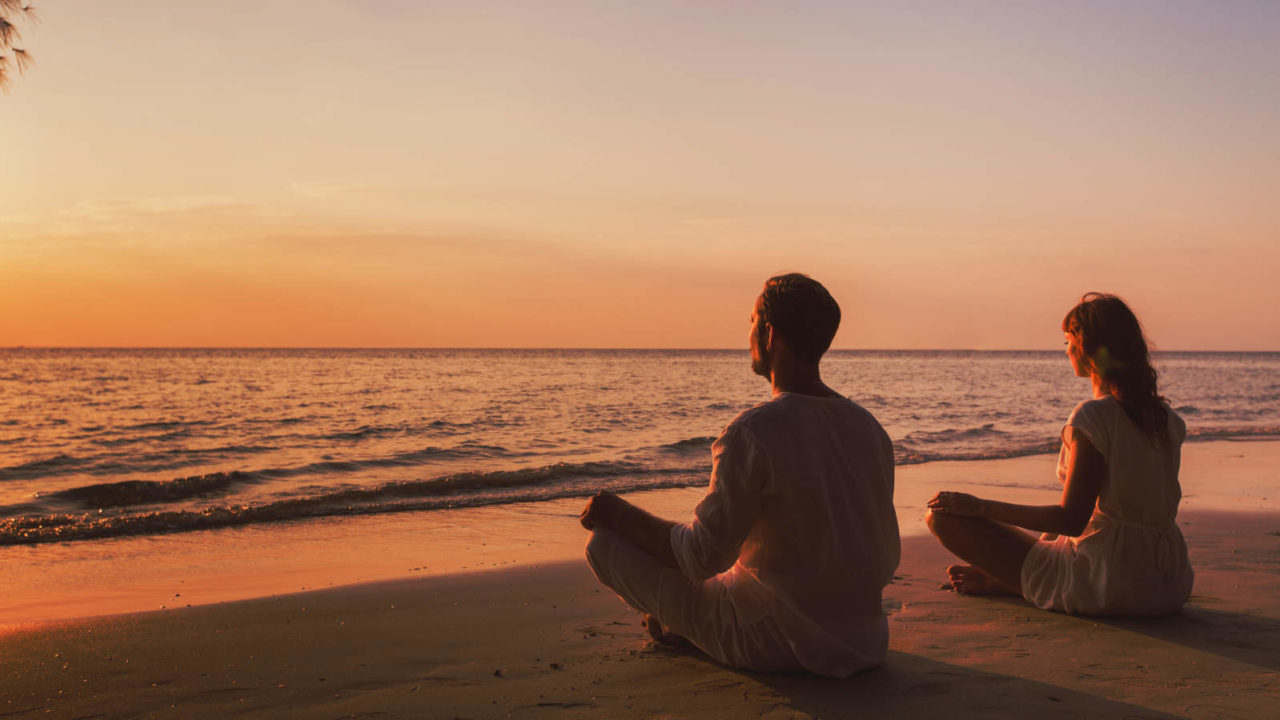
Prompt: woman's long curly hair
<box><xmin>1063</xmin><ymin>293</ymin><xmax>1170</xmax><ymax>443</ymax></box>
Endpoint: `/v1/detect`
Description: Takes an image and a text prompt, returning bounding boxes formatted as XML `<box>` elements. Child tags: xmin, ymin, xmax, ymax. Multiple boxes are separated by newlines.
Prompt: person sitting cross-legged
<box><xmin>580</xmin><ymin>273</ymin><xmax>900</xmax><ymax>677</ymax></box>
<box><xmin>927</xmin><ymin>292</ymin><xmax>1194</xmax><ymax>617</ymax></box>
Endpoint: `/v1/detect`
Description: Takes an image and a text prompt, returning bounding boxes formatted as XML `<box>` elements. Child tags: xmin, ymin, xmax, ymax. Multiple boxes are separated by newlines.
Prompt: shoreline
<box><xmin>2</xmin><ymin>439</ymin><xmax>1277</xmax><ymax>629</ymax></box>
<box><xmin>4</xmin><ymin>508</ymin><xmax>1276</xmax><ymax>718</ymax></box>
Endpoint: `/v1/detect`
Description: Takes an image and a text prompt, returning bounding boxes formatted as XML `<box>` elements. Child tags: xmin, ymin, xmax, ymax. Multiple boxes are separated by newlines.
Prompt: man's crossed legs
<box><xmin>584</xmin><ymin>528</ymin><xmax>801</xmax><ymax>673</ymax></box>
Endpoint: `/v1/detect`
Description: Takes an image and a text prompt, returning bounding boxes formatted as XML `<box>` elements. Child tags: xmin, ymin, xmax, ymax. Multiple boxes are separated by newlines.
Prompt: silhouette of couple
<box><xmin>579</xmin><ymin>274</ymin><xmax>1193</xmax><ymax>677</ymax></box>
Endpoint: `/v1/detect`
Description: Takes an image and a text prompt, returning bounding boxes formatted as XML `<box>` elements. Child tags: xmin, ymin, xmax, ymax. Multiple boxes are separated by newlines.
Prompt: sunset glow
<box><xmin>3</xmin><ymin>1</ymin><xmax>1278</xmax><ymax>349</ymax></box>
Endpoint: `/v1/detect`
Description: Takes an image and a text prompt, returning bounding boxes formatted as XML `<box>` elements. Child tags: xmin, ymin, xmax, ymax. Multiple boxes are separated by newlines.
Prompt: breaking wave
<box><xmin>1186</xmin><ymin>426</ymin><xmax>1280</xmax><ymax>442</ymax></box>
<box><xmin>659</xmin><ymin>436</ymin><xmax>716</xmax><ymax>452</ymax></box>
<box><xmin>899</xmin><ymin>423</ymin><xmax>1009</xmax><ymax>445</ymax></box>
<box><xmin>0</xmin><ymin>442</ymin><xmax>519</xmax><ymax>484</ymax></box>
<box><xmin>0</xmin><ymin>459</ymin><xmax>706</xmax><ymax>546</ymax></box>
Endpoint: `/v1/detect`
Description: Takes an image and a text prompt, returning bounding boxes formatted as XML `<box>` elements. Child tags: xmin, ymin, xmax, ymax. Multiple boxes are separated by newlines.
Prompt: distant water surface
<box><xmin>1</xmin><ymin>349</ymin><xmax>1276</xmax><ymax>545</ymax></box>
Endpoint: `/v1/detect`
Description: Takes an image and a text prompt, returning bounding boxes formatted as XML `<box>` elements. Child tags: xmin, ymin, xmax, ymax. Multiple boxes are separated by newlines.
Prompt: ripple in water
<box><xmin>0</xmin><ymin>348</ymin><xmax>1277</xmax><ymax>545</ymax></box>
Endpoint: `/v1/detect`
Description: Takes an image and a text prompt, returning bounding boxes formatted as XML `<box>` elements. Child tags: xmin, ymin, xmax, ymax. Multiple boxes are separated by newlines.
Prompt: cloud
<box><xmin>289</xmin><ymin>180</ymin><xmax>384</xmax><ymax>198</ymax></box>
<box><xmin>67</xmin><ymin>195</ymin><xmax>242</xmax><ymax>218</ymax></box>
<box><xmin>0</xmin><ymin>195</ymin><xmax>289</xmax><ymax>244</ymax></box>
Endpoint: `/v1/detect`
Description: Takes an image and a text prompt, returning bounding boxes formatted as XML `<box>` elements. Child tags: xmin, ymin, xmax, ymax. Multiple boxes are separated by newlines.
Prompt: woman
<box><xmin>926</xmin><ymin>293</ymin><xmax>1193</xmax><ymax>616</ymax></box>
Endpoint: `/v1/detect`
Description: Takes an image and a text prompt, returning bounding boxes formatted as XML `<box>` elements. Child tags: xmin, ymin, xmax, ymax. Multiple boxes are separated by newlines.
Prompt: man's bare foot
<box><xmin>945</xmin><ymin>565</ymin><xmax>1020</xmax><ymax>596</ymax></box>
<box><xmin>643</xmin><ymin>614</ymin><xmax>695</xmax><ymax>650</ymax></box>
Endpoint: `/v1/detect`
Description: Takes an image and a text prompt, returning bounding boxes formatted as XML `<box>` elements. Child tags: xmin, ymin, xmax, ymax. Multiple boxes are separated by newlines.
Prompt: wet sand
<box><xmin>3</xmin><ymin>440</ymin><xmax>1278</xmax><ymax>719</ymax></box>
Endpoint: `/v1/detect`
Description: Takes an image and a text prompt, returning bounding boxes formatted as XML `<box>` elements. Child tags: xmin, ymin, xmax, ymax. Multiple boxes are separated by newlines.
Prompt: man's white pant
<box><xmin>585</xmin><ymin>528</ymin><xmax>802</xmax><ymax>672</ymax></box>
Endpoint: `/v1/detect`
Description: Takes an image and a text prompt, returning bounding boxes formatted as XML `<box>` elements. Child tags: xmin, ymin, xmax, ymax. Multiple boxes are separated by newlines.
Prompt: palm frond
<box><xmin>0</xmin><ymin>0</ymin><xmax>36</xmax><ymax>91</ymax></box>
<box><xmin>0</xmin><ymin>17</ymin><xmax>18</xmax><ymax>48</ymax></box>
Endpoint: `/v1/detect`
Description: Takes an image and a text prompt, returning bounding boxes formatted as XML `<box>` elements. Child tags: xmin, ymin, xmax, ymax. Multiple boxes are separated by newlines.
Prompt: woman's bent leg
<box><xmin>925</xmin><ymin>510</ymin><xmax>1038</xmax><ymax>595</ymax></box>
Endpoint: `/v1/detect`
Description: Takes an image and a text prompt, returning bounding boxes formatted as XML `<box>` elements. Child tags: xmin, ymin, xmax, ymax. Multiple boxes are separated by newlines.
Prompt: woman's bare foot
<box><xmin>945</xmin><ymin>565</ymin><xmax>1020</xmax><ymax>596</ymax></box>
<box><xmin>643</xmin><ymin>614</ymin><xmax>695</xmax><ymax>650</ymax></box>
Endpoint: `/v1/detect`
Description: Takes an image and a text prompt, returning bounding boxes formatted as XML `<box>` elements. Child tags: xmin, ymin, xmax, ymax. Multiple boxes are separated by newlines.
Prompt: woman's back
<box><xmin>1064</xmin><ymin>397</ymin><xmax>1187</xmax><ymax>529</ymax></box>
<box><xmin>1029</xmin><ymin>396</ymin><xmax>1194</xmax><ymax>615</ymax></box>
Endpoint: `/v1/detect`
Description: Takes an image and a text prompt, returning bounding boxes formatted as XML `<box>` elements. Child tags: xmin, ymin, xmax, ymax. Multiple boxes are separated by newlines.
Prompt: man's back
<box><xmin>671</xmin><ymin>392</ymin><xmax>900</xmax><ymax>676</ymax></box>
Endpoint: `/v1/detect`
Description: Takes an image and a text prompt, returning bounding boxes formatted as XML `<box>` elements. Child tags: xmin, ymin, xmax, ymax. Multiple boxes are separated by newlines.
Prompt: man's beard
<box><xmin>751</xmin><ymin>355</ymin><xmax>770</xmax><ymax>378</ymax></box>
<box><xmin>750</xmin><ymin>323</ymin><xmax>770</xmax><ymax>378</ymax></box>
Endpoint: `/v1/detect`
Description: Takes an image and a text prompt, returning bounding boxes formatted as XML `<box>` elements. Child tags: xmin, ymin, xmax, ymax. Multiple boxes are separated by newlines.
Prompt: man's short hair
<box><xmin>757</xmin><ymin>273</ymin><xmax>841</xmax><ymax>362</ymax></box>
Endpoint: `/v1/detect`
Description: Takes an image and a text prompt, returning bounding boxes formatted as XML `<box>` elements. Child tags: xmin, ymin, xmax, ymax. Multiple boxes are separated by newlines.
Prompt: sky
<box><xmin>2</xmin><ymin>1</ymin><xmax>1278</xmax><ymax>350</ymax></box>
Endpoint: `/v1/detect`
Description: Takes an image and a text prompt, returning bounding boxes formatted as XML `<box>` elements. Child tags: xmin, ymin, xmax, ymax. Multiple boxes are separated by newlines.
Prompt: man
<box><xmin>580</xmin><ymin>273</ymin><xmax>900</xmax><ymax>677</ymax></box>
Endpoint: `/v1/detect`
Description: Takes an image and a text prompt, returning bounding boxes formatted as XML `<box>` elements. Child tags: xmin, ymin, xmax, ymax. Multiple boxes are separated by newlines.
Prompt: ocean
<box><xmin>2</xmin><ymin>349</ymin><xmax>1278</xmax><ymax>547</ymax></box>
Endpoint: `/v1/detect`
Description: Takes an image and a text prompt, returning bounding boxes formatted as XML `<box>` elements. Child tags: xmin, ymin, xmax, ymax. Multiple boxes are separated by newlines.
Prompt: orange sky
<box><xmin>3</xmin><ymin>2</ymin><xmax>1278</xmax><ymax>349</ymax></box>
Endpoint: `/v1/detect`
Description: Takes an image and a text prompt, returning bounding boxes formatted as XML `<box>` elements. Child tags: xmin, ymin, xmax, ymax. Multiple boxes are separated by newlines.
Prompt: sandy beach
<box><xmin>4</xmin><ymin>439</ymin><xmax>1278</xmax><ymax>719</ymax></box>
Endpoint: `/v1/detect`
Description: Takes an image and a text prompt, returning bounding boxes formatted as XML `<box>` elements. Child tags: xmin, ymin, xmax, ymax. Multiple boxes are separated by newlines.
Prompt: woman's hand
<box><xmin>927</xmin><ymin>491</ymin><xmax>986</xmax><ymax>517</ymax></box>
<box><xmin>580</xmin><ymin>491</ymin><xmax>624</xmax><ymax>530</ymax></box>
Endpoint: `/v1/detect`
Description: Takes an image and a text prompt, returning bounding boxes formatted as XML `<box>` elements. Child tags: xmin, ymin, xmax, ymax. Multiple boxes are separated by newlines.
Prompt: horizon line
<box><xmin>4</xmin><ymin>346</ymin><xmax>1277</xmax><ymax>354</ymax></box>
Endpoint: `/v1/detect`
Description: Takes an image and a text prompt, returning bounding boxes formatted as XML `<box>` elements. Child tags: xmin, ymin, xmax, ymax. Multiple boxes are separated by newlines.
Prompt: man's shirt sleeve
<box><xmin>669</xmin><ymin>421</ymin><xmax>769</xmax><ymax>581</ymax></box>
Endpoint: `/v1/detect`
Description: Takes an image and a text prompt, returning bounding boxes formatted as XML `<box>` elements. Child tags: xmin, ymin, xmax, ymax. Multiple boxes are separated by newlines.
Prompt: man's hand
<box><xmin>580</xmin><ymin>491</ymin><xmax>625</xmax><ymax>531</ymax></box>
<box><xmin>579</xmin><ymin>490</ymin><xmax>680</xmax><ymax>569</ymax></box>
<box><xmin>927</xmin><ymin>491</ymin><xmax>985</xmax><ymax>517</ymax></box>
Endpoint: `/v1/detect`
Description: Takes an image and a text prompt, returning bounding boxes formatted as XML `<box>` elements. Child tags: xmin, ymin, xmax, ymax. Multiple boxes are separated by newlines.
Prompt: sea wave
<box><xmin>273</xmin><ymin>443</ymin><xmax>518</xmax><ymax>477</ymax></box>
<box><xmin>893</xmin><ymin>424</ymin><xmax>1280</xmax><ymax>463</ymax></box>
<box><xmin>659</xmin><ymin>436</ymin><xmax>717</xmax><ymax>452</ymax></box>
<box><xmin>314</xmin><ymin>424</ymin><xmax>409</xmax><ymax>441</ymax></box>
<box><xmin>91</xmin><ymin>429</ymin><xmax>196</xmax><ymax>446</ymax></box>
<box><xmin>40</xmin><ymin>471</ymin><xmax>257</xmax><ymax>510</ymax></box>
<box><xmin>0</xmin><ymin>441</ymin><xmax>519</xmax><ymax>484</ymax></box>
<box><xmin>292</xmin><ymin>420</ymin><xmax>473</xmax><ymax>442</ymax></box>
<box><xmin>895</xmin><ymin>438</ymin><xmax>1061</xmax><ymax>466</ymax></box>
<box><xmin>0</xmin><ymin>454</ymin><xmax>93</xmax><ymax>482</ymax></box>
<box><xmin>123</xmin><ymin>419</ymin><xmax>217</xmax><ymax>432</ymax></box>
<box><xmin>898</xmin><ymin>424</ymin><xmax>1009</xmax><ymax>445</ymax></box>
<box><xmin>0</xmin><ymin>459</ymin><xmax>706</xmax><ymax>546</ymax></box>
<box><xmin>1186</xmin><ymin>426</ymin><xmax>1280</xmax><ymax>442</ymax></box>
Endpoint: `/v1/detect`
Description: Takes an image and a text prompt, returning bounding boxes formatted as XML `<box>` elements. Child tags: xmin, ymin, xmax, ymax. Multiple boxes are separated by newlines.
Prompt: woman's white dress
<box><xmin>1020</xmin><ymin>397</ymin><xmax>1194</xmax><ymax>616</ymax></box>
